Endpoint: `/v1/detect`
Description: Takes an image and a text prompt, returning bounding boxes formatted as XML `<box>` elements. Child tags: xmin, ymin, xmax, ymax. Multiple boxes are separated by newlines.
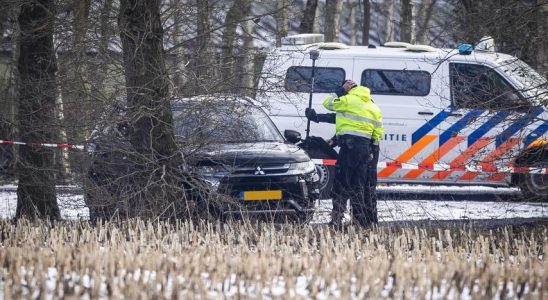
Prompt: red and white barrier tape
<box><xmin>312</xmin><ymin>159</ymin><xmax>548</xmax><ymax>175</ymax></box>
<box><xmin>0</xmin><ymin>140</ymin><xmax>85</xmax><ymax>150</ymax></box>
<box><xmin>3</xmin><ymin>140</ymin><xmax>546</xmax><ymax>175</ymax></box>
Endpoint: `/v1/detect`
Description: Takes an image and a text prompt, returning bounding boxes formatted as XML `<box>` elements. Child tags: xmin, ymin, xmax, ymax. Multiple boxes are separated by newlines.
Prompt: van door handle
<box><xmin>448</xmin><ymin>112</ymin><xmax>463</xmax><ymax>117</ymax></box>
<box><xmin>418</xmin><ymin>111</ymin><xmax>434</xmax><ymax>115</ymax></box>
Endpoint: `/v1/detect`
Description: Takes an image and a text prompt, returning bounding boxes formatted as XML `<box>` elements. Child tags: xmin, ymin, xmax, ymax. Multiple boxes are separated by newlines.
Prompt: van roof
<box><xmin>278</xmin><ymin>44</ymin><xmax>515</xmax><ymax>65</ymax></box>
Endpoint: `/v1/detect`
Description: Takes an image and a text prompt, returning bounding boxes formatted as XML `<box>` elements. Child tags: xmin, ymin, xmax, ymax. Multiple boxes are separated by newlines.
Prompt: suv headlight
<box><xmin>289</xmin><ymin>160</ymin><xmax>316</xmax><ymax>174</ymax></box>
<box><xmin>197</xmin><ymin>165</ymin><xmax>228</xmax><ymax>178</ymax></box>
<box><xmin>196</xmin><ymin>165</ymin><xmax>228</xmax><ymax>190</ymax></box>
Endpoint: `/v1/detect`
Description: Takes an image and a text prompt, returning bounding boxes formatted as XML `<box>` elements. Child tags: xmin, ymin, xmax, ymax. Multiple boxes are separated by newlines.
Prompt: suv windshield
<box><xmin>499</xmin><ymin>58</ymin><xmax>548</xmax><ymax>104</ymax></box>
<box><xmin>173</xmin><ymin>101</ymin><xmax>284</xmax><ymax>144</ymax></box>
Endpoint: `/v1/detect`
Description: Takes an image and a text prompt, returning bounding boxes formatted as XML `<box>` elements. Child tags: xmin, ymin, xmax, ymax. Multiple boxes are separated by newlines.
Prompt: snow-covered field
<box><xmin>1</xmin><ymin>184</ymin><xmax>546</xmax><ymax>222</ymax></box>
<box><xmin>1</xmin><ymin>184</ymin><xmax>546</xmax><ymax>299</ymax></box>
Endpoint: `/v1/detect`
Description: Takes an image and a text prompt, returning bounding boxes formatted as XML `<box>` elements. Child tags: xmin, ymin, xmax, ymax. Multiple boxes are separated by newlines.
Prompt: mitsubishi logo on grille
<box><xmin>254</xmin><ymin>166</ymin><xmax>265</xmax><ymax>175</ymax></box>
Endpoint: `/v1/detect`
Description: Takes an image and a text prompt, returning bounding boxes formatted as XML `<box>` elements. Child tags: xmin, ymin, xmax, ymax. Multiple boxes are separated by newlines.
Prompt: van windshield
<box><xmin>499</xmin><ymin>58</ymin><xmax>548</xmax><ymax>104</ymax></box>
<box><xmin>173</xmin><ymin>102</ymin><xmax>284</xmax><ymax>144</ymax></box>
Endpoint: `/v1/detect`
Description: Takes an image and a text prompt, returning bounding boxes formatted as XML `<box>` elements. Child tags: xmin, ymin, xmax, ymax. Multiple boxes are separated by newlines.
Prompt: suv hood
<box><xmin>196</xmin><ymin>142</ymin><xmax>310</xmax><ymax>166</ymax></box>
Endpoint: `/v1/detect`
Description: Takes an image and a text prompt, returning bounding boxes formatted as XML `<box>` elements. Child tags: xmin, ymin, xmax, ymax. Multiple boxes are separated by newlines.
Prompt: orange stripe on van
<box><xmin>459</xmin><ymin>138</ymin><xmax>521</xmax><ymax>181</ymax></box>
<box><xmin>403</xmin><ymin>136</ymin><xmax>465</xmax><ymax>179</ymax></box>
<box><xmin>432</xmin><ymin>137</ymin><xmax>492</xmax><ymax>180</ymax></box>
<box><xmin>378</xmin><ymin>134</ymin><xmax>437</xmax><ymax>177</ymax></box>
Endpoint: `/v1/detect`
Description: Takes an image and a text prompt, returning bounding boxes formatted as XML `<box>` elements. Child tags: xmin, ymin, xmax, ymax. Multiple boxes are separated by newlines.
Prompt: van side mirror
<box><xmin>284</xmin><ymin>130</ymin><xmax>301</xmax><ymax>143</ymax></box>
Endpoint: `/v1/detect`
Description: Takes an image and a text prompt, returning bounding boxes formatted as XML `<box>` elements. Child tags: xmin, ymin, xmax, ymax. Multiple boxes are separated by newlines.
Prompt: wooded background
<box><xmin>0</xmin><ymin>0</ymin><xmax>546</xmax><ymax>219</ymax></box>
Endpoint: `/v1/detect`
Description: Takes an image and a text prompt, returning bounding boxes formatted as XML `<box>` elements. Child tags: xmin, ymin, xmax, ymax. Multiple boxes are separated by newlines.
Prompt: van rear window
<box><xmin>361</xmin><ymin>69</ymin><xmax>431</xmax><ymax>96</ymax></box>
<box><xmin>285</xmin><ymin>66</ymin><xmax>345</xmax><ymax>93</ymax></box>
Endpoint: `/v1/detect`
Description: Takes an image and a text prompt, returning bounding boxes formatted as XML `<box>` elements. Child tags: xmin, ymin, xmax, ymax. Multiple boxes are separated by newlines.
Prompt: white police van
<box><xmin>257</xmin><ymin>34</ymin><xmax>547</xmax><ymax>200</ymax></box>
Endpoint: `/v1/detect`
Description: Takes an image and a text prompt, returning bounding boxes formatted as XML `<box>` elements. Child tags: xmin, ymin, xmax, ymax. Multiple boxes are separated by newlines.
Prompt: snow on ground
<box><xmin>377</xmin><ymin>184</ymin><xmax>521</xmax><ymax>195</ymax></box>
<box><xmin>1</xmin><ymin>184</ymin><xmax>546</xmax><ymax>222</ymax></box>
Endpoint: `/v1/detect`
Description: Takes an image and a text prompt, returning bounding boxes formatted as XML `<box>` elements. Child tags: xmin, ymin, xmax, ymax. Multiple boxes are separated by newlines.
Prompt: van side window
<box><xmin>450</xmin><ymin>63</ymin><xmax>527</xmax><ymax>111</ymax></box>
<box><xmin>360</xmin><ymin>69</ymin><xmax>431</xmax><ymax>96</ymax></box>
<box><xmin>285</xmin><ymin>66</ymin><xmax>345</xmax><ymax>93</ymax></box>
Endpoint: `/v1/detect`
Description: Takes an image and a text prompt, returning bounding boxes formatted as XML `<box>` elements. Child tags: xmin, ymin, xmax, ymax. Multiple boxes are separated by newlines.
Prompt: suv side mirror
<box><xmin>284</xmin><ymin>129</ymin><xmax>301</xmax><ymax>143</ymax></box>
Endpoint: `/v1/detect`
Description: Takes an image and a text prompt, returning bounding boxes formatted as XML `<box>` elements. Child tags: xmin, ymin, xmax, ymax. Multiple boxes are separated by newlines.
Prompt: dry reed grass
<box><xmin>0</xmin><ymin>219</ymin><xmax>545</xmax><ymax>299</ymax></box>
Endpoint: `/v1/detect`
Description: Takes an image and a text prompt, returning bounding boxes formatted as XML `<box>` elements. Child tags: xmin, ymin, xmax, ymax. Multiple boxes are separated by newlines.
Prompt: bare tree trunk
<box><xmin>16</xmin><ymin>0</ymin><xmax>60</xmax><ymax>220</ymax></box>
<box><xmin>0</xmin><ymin>3</ymin><xmax>17</xmax><ymax>177</ymax></box>
<box><xmin>410</xmin><ymin>0</ymin><xmax>416</xmax><ymax>43</ymax></box>
<box><xmin>241</xmin><ymin>19</ymin><xmax>256</xmax><ymax>96</ymax></box>
<box><xmin>118</xmin><ymin>0</ymin><xmax>185</xmax><ymax>218</ymax></box>
<box><xmin>221</xmin><ymin>0</ymin><xmax>252</xmax><ymax>84</ymax></box>
<box><xmin>97</xmin><ymin>0</ymin><xmax>113</xmax><ymax>92</ymax></box>
<box><xmin>459</xmin><ymin>0</ymin><xmax>478</xmax><ymax>43</ymax></box>
<box><xmin>361</xmin><ymin>0</ymin><xmax>371</xmax><ymax>45</ymax></box>
<box><xmin>400</xmin><ymin>0</ymin><xmax>413</xmax><ymax>42</ymax></box>
<box><xmin>536</xmin><ymin>0</ymin><xmax>548</xmax><ymax>78</ymax></box>
<box><xmin>171</xmin><ymin>0</ymin><xmax>186</xmax><ymax>94</ymax></box>
<box><xmin>299</xmin><ymin>0</ymin><xmax>319</xmax><ymax>33</ymax></box>
<box><xmin>349</xmin><ymin>0</ymin><xmax>357</xmax><ymax>45</ymax></box>
<box><xmin>53</xmin><ymin>38</ymin><xmax>69</xmax><ymax>181</ymax></box>
<box><xmin>313</xmin><ymin>2</ymin><xmax>321</xmax><ymax>33</ymax></box>
<box><xmin>119</xmin><ymin>0</ymin><xmax>178</xmax><ymax>157</ymax></box>
<box><xmin>416</xmin><ymin>0</ymin><xmax>437</xmax><ymax>44</ymax></box>
<box><xmin>58</xmin><ymin>0</ymin><xmax>91</xmax><ymax>181</ymax></box>
<box><xmin>325</xmin><ymin>0</ymin><xmax>343</xmax><ymax>42</ymax></box>
<box><xmin>384</xmin><ymin>0</ymin><xmax>395</xmax><ymax>43</ymax></box>
<box><xmin>195</xmin><ymin>0</ymin><xmax>211</xmax><ymax>91</ymax></box>
<box><xmin>276</xmin><ymin>0</ymin><xmax>288</xmax><ymax>47</ymax></box>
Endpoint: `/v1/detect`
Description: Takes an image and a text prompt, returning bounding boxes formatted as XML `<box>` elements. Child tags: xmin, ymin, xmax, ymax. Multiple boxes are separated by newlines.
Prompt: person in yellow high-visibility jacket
<box><xmin>307</xmin><ymin>80</ymin><xmax>383</xmax><ymax>226</ymax></box>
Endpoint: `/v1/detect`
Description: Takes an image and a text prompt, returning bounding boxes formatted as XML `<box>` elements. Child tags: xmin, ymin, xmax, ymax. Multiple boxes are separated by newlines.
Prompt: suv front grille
<box><xmin>230</xmin><ymin>163</ymin><xmax>290</xmax><ymax>175</ymax></box>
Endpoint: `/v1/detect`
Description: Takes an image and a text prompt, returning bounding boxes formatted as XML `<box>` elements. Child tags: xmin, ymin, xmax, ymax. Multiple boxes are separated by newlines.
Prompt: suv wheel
<box><xmin>520</xmin><ymin>157</ymin><xmax>548</xmax><ymax>201</ymax></box>
<box><xmin>306</xmin><ymin>149</ymin><xmax>335</xmax><ymax>199</ymax></box>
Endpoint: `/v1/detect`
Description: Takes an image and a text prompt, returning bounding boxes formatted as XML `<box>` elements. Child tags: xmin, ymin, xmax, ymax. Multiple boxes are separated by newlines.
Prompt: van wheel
<box><xmin>306</xmin><ymin>149</ymin><xmax>335</xmax><ymax>199</ymax></box>
<box><xmin>519</xmin><ymin>157</ymin><xmax>548</xmax><ymax>201</ymax></box>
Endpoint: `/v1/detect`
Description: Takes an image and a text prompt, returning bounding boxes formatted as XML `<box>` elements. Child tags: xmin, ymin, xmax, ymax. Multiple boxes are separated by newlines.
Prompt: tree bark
<box><xmin>16</xmin><ymin>0</ymin><xmax>60</xmax><ymax>220</ymax></box>
<box><xmin>458</xmin><ymin>0</ymin><xmax>478</xmax><ymax>43</ymax></box>
<box><xmin>325</xmin><ymin>0</ymin><xmax>343</xmax><ymax>42</ymax></box>
<box><xmin>241</xmin><ymin>19</ymin><xmax>256</xmax><ymax>96</ymax></box>
<box><xmin>536</xmin><ymin>0</ymin><xmax>548</xmax><ymax>78</ymax></box>
<box><xmin>348</xmin><ymin>0</ymin><xmax>356</xmax><ymax>45</ymax></box>
<box><xmin>400</xmin><ymin>0</ymin><xmax>413</xmax><ymax>43</ymax></box>
<box><xmin>96</xmin><ymin>0</ymin><xmax>113</xmax><ymax>92</ymax></box>
<box><xmin>361</xmin><ymin>0</ymin><xmax>371</xmax><ymax>45</ymax></box>
<box><xmin>118</xmin><ymin>0</ymin><xmax>178</xmax><ymax>158</ymax></box>
<box><xmin>313</xmin><ymin>2</ymin><xmax>321</xmax><ymax>33</ymax></box>
<box><xmin>59</xmin><ymin>0</ymin><xmax>92</xmax><ymax>180</ymax></box>
<box><xmin>384</xmin><ymin>0</ymin><xmax>395</xmax><ymax>43</ymax></box>
<box><xmin>171</xmin><ymin>0</ymin><xmax>186</xmax><ymax>94</ymax></box>
<box><xmin>221</xmin><ymin>0</ymin><xmax>252</xmax><ymax>83</ymax></box>
<box><xmin>118</xmin><ymin>0</ymin><xmax>187</xmax><ymax>218</ymax></box>
<box><xmin>299</xmin><ymin>0</ymin><xmax>319</xmax><ymax>33</ymax></box>
<box><xmin>0</xmin><ymin>2</ymin><xmax>17</xmax><ymax>177</ymax></box>
<box><xmin>276</xmin><ymin>0</ymin><xmax>288</xmax><ymax>47</ymax></box>
<box><xmin>416</xmin><ymin>0</ymin><xmax>437</xmax><ymax>44</ymax></box>
<box><xmin>195</xmin><ymin>0</ymin><xmax>212</xmax><ymax>91</ymax></box>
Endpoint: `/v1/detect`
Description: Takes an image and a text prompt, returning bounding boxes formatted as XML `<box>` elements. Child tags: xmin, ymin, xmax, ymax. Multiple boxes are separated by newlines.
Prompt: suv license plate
<box><xmin>240</xmin><ymin>190</ymin><xmax>282</xmax><ymax>201</ymax></box>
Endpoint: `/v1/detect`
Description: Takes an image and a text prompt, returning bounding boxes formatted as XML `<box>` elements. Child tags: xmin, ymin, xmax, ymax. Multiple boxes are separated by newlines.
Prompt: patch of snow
<box><xmin>377</xmin><ymin>184</ymin><xmax>521</xmax><ymax>195</ymax></box>
<box><xmin>1</xmin><ymin>185</ymin><xmax>546</xmax><ymax>222</ymax></box>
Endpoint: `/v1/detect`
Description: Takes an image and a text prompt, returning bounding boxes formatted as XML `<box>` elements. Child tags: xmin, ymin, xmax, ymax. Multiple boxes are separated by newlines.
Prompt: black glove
<box><xmin>327</xmin><ymin>135</ymin><xmax>338</xmax><ymax>148</ymax></box>
<box><xmin>305</xmin><ymin>108</ymin><xmax>319</xmax><ymax>123</ymax></box>
<box><xmin>335</xmin><ymin>86</ymin><xmax>346</xmax><ymax>97</ymax></box>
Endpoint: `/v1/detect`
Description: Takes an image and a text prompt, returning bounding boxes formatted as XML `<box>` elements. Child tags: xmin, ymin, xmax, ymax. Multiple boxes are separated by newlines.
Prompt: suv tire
<box><xmin>520</xmin><ymin>157</ymin><xmax>548</xmax><ymax>201</ymax></box>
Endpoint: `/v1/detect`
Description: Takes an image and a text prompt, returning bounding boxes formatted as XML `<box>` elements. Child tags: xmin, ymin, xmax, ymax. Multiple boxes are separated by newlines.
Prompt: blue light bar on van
<box><xmin>458</xmin><ymin>44</ymin><xmax>473</xmax><ymax>55</ymax></box>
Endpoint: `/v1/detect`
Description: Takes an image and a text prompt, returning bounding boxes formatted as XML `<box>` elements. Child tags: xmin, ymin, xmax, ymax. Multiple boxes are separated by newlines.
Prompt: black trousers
<box><xmin>368</xmin><ymin>143</ymin><xmax>379</xmax><ymax>223</ymax></box>
<box><xmin>331</xmin><ymin>135</ymin><xmax>377</xmax><ymax>226</ymax></box>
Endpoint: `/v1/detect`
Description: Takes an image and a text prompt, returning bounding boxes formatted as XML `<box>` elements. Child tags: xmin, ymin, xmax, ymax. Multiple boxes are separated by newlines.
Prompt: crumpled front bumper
<box><xmin>206</xmin><ymin>170</ymin><xmax>320</xmax><ymax>216</ymax></box>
